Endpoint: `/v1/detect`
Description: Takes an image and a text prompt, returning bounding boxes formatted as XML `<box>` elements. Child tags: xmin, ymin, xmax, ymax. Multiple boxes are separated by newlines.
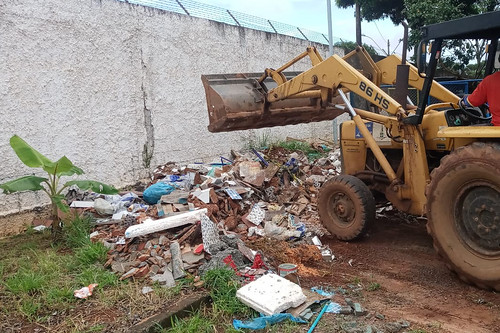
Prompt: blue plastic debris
<box><xmin>233</xmin><ymin>313</ymin><xmax>306</xmax><ymax>330</ymax></box>
<box><xmin>143</xmin><ymin>183</ymin><xmax>175</xmax><ymax>204</ymax></box>
<box><xmin>225</xmin><ymin>188</ymin><xmax>242</xmax><ymax>200</ymax></box>
<box><xmin>311</xmin><ymin>287</ymin><xmax>341</xmax><ymax>313</ymax></box>
<box><xmin>285</xmin><ymin>157</ymin><xmax>299</xmax><ymax>174</ymax></box>
<box><xmin>324</xmin><ymin>302</ymin><xmax>342</xmax><ymax>314</ymax></box>
<box><xmin>311</xmin><ymin>287</ymin><xmax>334</xmax><ymax>297</ymax></box>
<box><xmin>252</xmin><ymin>148</ymin><xmax>269</xmax><ymax>166</ymax></box>
<box><xmin>307</xmin><ymin>302</ymin><xmax>329</xmax><ymax>333</ymax></box>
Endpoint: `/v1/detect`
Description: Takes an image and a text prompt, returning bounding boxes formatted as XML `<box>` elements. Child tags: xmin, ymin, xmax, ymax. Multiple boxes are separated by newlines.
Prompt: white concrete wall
<box><xmin>0</xmin><ymin>0</ymin><xmax>343</xmax><ymax>216</ymax></box>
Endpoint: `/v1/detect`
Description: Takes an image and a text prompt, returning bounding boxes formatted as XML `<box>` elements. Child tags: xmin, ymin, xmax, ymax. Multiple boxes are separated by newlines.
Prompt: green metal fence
<box><xmin>118</xmin><ymin>0</ymin><xmax>340</xmax><ymax>45</ymax></box>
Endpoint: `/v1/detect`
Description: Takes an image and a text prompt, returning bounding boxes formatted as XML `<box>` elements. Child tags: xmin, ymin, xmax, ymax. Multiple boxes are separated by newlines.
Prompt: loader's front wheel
<box><xmin>318</xmin><ymin>175</ymin><xmax>375</xmax><ymax>241</ymax></box>
<box><xmin>426</xmin><ymin>142</ymin><xmax>500</xmax><ymax>291</ymax></box>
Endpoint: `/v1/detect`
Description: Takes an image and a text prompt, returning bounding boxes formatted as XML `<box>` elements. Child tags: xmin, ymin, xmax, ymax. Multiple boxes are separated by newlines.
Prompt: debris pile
<box><xmin>64</xmin><ymin>141</ymin><xmax>341</xmax><ymax>285</ymax></box>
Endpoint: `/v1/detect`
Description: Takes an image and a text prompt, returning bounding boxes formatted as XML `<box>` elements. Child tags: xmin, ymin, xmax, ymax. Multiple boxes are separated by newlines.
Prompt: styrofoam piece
<box><xmin>311</xmin><ymin>236</ymin><xmax>322</xmax><ymax>246</ymax></box>
<box><xmin>236</xmin><ymin>273</ymin><xmax>306</xmax><ymax>315</ymax></box>
<box><xmin>192</xmin><ymin>188</ymin><xmax>212</xmax><ymax>203</ymax></box>
<box><xmin>70</xmin><ymin>201</ymin><xmax>95</xmax><ymax>208</ymax></box>
<box><xmin>124</xmin><ymin>208</ymin><xmax>207</xmax><ymax>238</ymax></box>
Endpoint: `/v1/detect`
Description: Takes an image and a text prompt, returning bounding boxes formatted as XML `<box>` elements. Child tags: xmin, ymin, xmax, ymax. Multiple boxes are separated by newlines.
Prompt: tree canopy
<box><xmin>334</xmin><ymin>40</ymin><xmax>379</xmax><ymax>58</ymax></box>
<box><xmin>336</xmin><ymin>0</ymin><xmax>500</xmax><ymax>78</ymax></box>
<box><xmin>336</xmin><ymin>0</ymin><xmax>405</xmax><ymax>24</ymax></box>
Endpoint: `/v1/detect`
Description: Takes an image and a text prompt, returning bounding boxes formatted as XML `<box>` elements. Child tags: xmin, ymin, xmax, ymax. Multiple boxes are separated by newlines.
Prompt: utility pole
<box><xmin>327</xmin><ymin>0</ymin><xmax>334</xmax><ymax>56</ymax></box>
<box><xmin>355</xmin><ymin>3</ymin><xmax>362</xmax><ymax>46</ymax></box>
<box><xmin>387</xmin><ymin>39</ymin><xmax>390</xmax><ymax>56</ymax></box>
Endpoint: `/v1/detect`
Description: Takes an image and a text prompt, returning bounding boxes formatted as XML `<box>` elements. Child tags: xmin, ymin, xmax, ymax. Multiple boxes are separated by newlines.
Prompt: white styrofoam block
<box><xmin>236</xmin><ymin>273</ymin><xmax>306</xmax><ymax>315</ymax></box>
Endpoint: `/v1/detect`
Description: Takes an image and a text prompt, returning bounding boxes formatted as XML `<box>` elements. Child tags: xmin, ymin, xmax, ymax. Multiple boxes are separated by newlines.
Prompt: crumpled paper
<box><xmin>74</xmin><ymin>284</ymin><xmax>98</xmax><ymax>299</ymax></box>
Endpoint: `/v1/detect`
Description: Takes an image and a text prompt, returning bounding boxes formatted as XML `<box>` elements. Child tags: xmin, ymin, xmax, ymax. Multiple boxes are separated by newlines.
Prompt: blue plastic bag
<box><xmin>233</xmin><ymin>313</ymin><xmax>306</xmax><ymax>330</ymax></box>
<box><xmin>143</xmin><ymin>182</ymin><xmax>175</xmax><ymax>204</ymax></box>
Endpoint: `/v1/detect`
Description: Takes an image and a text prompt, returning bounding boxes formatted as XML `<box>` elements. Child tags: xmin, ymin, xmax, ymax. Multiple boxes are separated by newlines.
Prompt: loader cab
<box><xmin>409</xmin><ymin>11</ymin><xmax>500</xmax><ymax>126</ymax></box>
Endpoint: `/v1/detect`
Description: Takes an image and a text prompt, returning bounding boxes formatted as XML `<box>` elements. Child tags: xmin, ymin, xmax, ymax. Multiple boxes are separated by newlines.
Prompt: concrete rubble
<box><xmin>61</xmin><ymin>141</ymin><xmax>341</xmax><ymax>288</ymax></box>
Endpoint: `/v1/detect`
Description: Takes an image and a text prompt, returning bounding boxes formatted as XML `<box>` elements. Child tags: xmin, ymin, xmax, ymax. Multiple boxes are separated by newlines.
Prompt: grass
<box><xmin>162</xmin><ymin>268</ymin><xmax>304</xmax><ymax>332</ymax></box>
<box><xmin>367</xmin><ymin>282</ymin><xmax>381</xmax><ymax>291</ymax></box>
<box><xmin>0</xmin><ymin>216</ymin><xmax>115</xmax><ymax>324</ymax></box>
<box><xmin>202</xmin><ymin>267</ymin><xmax>252</xmax><ymax>316</ymax></box>
<box><xmin>0</xmin><ymin>215</ymin><xmax>193</xmax><ymax>332</ymax></box>
<box><xmin>277</xmin><ymin>140</ymin><xmax>326</xmax><ymax>161</ymax></box>
<box><xmin>162</xmin><ymin>310</ymin><xmax>215</xmax><ymax>333</ymax></box>
<box><xmin>278</xmin><ymin>140</ymin><xmax>316</xmax><ymax>154</ymax></box>
<box><xmin>244</xmin><ymin>130</ymin><xmax>273</xmax><ymax>150</ymax></box>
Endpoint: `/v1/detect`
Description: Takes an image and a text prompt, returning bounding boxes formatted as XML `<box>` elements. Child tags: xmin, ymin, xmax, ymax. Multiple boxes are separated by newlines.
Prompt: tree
<box><xmin>336</xmin><ymin>0</ymin><xmax>405</xmax><ymax>24</ymax></box>
<box><xmin>336</xmin><ymin>0</ymin><xmax>500</xmax><ymax>78</ymax></box>
<box><xmin>405</xmin><ymin>0</ymin><xmax>499</xmax><ymax>78</ymax></box>
<box><xmin>334</xmin><ymin>40</ymin><xmax>379</xmax><ymax>58</ymax></box>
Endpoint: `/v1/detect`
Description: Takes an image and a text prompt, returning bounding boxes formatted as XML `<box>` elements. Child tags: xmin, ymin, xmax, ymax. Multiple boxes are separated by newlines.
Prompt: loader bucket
<box><xmin>201</xmin><ymin>72</ymin><xmax>344</xmax><ymax>132</ymax></box>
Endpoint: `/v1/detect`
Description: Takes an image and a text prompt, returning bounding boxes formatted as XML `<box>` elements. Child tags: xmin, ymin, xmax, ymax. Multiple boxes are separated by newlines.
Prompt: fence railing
<box><xmin>117</xmin><ymin>0</ymin><xmax>339</xmax><ymax>45</ymax></box>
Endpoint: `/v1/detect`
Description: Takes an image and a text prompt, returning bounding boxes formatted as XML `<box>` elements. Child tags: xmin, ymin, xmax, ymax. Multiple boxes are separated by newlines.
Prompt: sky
<box><xmin>194</xmin><ymin>0</ymin><xmax>408</xmax><ymax>56</ymax></box>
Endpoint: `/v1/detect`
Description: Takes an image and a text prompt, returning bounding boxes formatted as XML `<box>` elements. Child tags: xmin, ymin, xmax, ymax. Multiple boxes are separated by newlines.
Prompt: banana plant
<box><xmin>0</xmin><ymin>135</ymin><xmax>118</xmax><ymax>232</ymax></box>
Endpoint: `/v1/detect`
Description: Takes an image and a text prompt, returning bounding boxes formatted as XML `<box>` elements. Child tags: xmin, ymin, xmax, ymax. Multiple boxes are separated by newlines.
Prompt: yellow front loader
<box><xmin>201</xmin><ymin>12</ymin><xmax>500</xmax><ymax>290</ymax></box>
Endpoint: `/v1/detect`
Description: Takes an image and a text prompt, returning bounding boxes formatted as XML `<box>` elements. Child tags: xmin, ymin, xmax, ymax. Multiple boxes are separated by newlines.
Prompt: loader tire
<box><xmin>426</xmin><ymin>142</ymin><xmax>500</xmax><ymax>291</ymax></box>
<box><xmin>318</xmin><ymin>175</ymin><xmax>375</xmax><ymax>241</ymax></box>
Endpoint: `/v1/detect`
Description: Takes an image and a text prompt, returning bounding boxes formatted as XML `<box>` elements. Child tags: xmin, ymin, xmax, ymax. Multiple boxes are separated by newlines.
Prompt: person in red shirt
<box><xmin>459</xmin><ymin>71</ymin><xmax>500</xmax><ymax>126</ymax></box>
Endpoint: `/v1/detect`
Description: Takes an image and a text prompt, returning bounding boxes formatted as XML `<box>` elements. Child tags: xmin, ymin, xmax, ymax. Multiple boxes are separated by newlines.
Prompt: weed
<box><xmin>277</xmin><ymin>140</ymin><xmax>313</xmax><ymax>153</ymax></box>
<box><xmin>367</xmin><ymin>282</ymin><xmax>381</xmax><ymax>291</ymax></box>
<box><xmin>269</xmin><ymin>320</ymin><xmax>300</xmax><ymax>332</ymax></box>
<box><xmin>45</xmin><ymin>286</ymin><xmax>74</xmax><ymax>306</ymax></box>
<box><xmin>428</xmin><ymin>321</ymin><xmax>442</xmax><ymax>329</ymax></box>
<box><xmin>20</xmin><ymin>299</ymin><xmax>42</xmax><ymax>321</ymax></box>
<box><xmin>77</xmin><ymin>265</ymin><xmax>118</xmax><ymax>288</ymax></box>
<box><xmin>79</xmin><ymin>324</ymin><xmax>105</xmax><ymax>332</ymax></box>
<box><xmin>202</xmin><ymin>267</ymin><xmax>235</xmax><ymax>289</ymax></box>
<box><xmin>19</xmin><ymin>240</ymin><xmax>39</xmax><ymax>251</ymax></box>
<box><xmin>202</xmin><ymin>268</ymin><xmax>251</xmax><ymax>316</ymax></box>
<box><xmin>352</xmin><ymin>276</ymin><xmax>362</xmax><ymax>285</ymax></box>
<box><xmin>277</xmin><ymin>140</ymin><xmax>326</xmax><ymax>161</ymax></box>
<box><xmin>37</xmin><ymin>250</ymin><xmax>66</xmax><ymax>277</ymax></box>
<box><xmin>74</xmin><ymin>242</ymin><xmax>108</xmax><ymax>266</ymax></box>
<box><xmin>160</xmin><ymin>310</ymin><xmax>215</xmax><ymax>333</ymax></box>
<box><xmin>5</xmin><ymin>269</ymin><xmax>45</xmax><ymax>294</ymax></box>
<box><xmin>63</xmin><ymin>215</ymin><xmax>93</xmax><ymax>249</ymax></box>
<box><xmin>408</xmin><ymin>330</ymin><xmax>427</xmax><ymax>333</ymax></box>
<box><xmin>244</xmin><ymin>130</ymin><xmax>273</xmax><ymax>150</ymax></box>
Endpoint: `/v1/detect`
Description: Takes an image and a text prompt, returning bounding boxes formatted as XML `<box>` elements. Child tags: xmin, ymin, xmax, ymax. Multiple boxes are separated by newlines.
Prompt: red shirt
<box><xmin>467</xmin><ymin>71</ymin><xmax>500</xmax><ymax>126</ymax></box>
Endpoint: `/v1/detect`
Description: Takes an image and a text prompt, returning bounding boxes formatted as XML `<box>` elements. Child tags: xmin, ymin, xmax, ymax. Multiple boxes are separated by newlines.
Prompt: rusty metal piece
<box><xmin>201</xmin><ymin>72</ymin><xmax>344</xmax><ymax>132</ymax></box>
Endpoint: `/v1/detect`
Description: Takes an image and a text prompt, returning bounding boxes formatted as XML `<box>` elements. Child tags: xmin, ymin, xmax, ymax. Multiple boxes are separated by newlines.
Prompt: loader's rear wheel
<box><xmin>426</xmin><ymin>142</ymin><xmax>500</xmax><ymax>291</ymax></box>
<box><xmin>318</xmin><ymin>175</ymin><xmax>375</xmax><ymax>241</ymax></box>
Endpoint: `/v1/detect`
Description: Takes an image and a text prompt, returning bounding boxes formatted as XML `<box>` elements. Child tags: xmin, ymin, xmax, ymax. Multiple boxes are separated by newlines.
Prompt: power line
<box><xmin>374</xmin><ymin>21</ymin><xmax>386</xmax><ymax>42</ymax></box>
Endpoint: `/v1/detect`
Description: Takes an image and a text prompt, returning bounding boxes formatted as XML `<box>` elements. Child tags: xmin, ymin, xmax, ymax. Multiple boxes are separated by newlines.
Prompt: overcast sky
<box><xmin>194</xmin><ymin>0</ymin><xmax>407</xmax><ymax>56</ymax></box>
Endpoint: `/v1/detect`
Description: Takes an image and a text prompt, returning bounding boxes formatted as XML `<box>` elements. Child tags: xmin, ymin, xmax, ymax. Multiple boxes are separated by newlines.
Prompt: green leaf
<box><xmin>44</xmin><ymin>156</ymin><xmax>84</xmax><ymax>177</ymax></box>
<box><xmin>65</xmin><ymin>180</ymin><xmax>118</xmax><ymax>195</ymax></box>
<box><xmin>9</xmin><ymin>136</ymin><xmax>84</xmax><ymax>176</ymax></box>
<box><xmin>9</xmin><ymin>135</ymin><xmax>54</xmax><ymax>169</ymax></box>
<box><xmin>52</xmin><ymin>194</ymin><xmax>69</xmax><ymax>213</ymax></box>
<box><xmin>0</xmin><ymin>176</ymin><xmax>48</xmax><ymax>194</ymax></box>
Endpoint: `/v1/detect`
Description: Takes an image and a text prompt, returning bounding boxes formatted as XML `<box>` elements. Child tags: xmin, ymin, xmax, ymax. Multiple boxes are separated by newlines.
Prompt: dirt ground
<box><xmin>0</xmin><ymin>211</ymin><xmax>34</xmax><ymax>236</ymax></box>
<box><xmin>251</xmin><ymin>213</ymin><xmax>500</xmax><ymax>333</ymax></box>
